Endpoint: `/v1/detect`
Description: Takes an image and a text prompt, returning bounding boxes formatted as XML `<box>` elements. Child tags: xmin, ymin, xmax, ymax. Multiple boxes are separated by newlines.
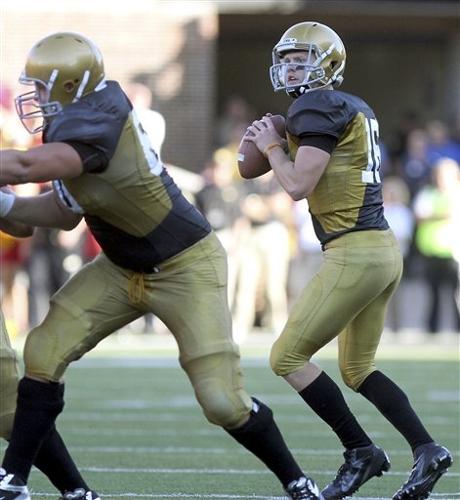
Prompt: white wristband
<box><xmin>0</xmin><ymin>191</ymin><xmax>16</xmax><ymax>217</ymax></box>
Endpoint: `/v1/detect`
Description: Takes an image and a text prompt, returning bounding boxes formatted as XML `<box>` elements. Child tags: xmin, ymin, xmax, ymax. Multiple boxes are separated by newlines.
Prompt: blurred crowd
<box><xmin>1</xmin><ymin>87</ymin><xmax>459</xmax><ymax>339</ymax></box>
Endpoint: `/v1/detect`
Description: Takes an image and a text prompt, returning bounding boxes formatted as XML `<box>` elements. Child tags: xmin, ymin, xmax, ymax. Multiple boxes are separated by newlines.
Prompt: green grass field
<box><xmin>4</xmin><ymin>334</ymin><xmax>460</xmax><ymax>499</ymax></box>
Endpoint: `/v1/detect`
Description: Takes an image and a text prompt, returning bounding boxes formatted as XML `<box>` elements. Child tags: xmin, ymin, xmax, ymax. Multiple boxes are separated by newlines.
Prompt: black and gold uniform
<box><xmin>286</xmin><ymin>89</ymin><xmax>388</xmax><ymax>246</ymax></box>
<box><xmin>270</xmin><ymin>89</ymin><xmax>403</xmax><ymax>389</ymax></box>
<box><xmin>265</xmin><ymin>23</ymin><xmax>451</xmax><ymax>500</ymax></box>
<box><xmin>24</xmin><ymin>81</ymin><xmax>252</xmax><ymax>428</ymax></box>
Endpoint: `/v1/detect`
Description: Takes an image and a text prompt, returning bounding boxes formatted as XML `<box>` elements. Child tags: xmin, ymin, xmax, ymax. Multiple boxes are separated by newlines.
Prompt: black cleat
<box><xmin>392</xmin><ymin>443</ymin><xmax>453</xmax><ymax>500</ymax></box>
<box><xmin>285</xmin><ymin>475</ymin><xmax>322</xmax><ymax>499</ymax></box>
<box><xmin>321</xmin><ymin>443</ymin><xmax>390</xmax><ymax>499</ymax></box>
<box><xmin>61</xmin><ymin>488</ymin><xmax>101</xmax><ymax>500</ymax></box>
<box><xmin>0</xmin><ymin>472</ymin><xmax>31</xmax><ymax>500</ymax></box>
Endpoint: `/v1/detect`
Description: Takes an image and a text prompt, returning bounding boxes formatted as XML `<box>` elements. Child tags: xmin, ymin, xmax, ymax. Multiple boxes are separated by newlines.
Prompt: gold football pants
<box><xmin>24</xmin><ymin>232</ymin><xmax>252</xmax><ymax>428</ymax></box>
<box><xmin>0</xmin><ymin>310</ymin><xmax>20</xmax><ymax>439</ymax></box>
<box><xmin>270</xmin><ymin>229</ymin><xmax>403</xmax><ymax>390</ymax></box>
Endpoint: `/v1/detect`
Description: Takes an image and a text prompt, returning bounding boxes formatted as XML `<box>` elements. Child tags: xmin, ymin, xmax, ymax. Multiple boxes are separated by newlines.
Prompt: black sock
<box><xmin>358</xmin><ymin>370</ymin><xmax>433</xmax><ymax>452</ymax></box>
<box><xmin>299</xmin><ymin>372</ymin><xmax>372</xmax><ymax>450</ymax></box>
<box><xmin>34</xmin><ymin>426</ymin><xmax>89</xmax><ymax>494</ymax></box>
<box><xmin>226</xmin><ymin>398</ymin><xmax>304</xmax><ymax>488</ymax></box>
<box><xmin>2</xmin><ymin>378</ymin><xmax>65</xmax><ymax>483</ymax></box>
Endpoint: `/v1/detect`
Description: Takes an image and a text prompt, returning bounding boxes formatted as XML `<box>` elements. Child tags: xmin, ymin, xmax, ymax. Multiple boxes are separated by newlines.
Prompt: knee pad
<box><xmin>184</xmin><ymin>352</ymin><xmax>252</xmax><ymax>429</ymax></box>
<box><xmin>24</xmin><ymin>302</ymin><xmax>91</xmax><ymax>381</ymax></box>
<box><xmin>0</xmin><ymin>351</ymin><xmax>19</xmax><ymax>440</ymax></box>
<box><xmin>194</xmin><ymin>378</ymin><xmax>251</xmax><ymax>428</ymax></box>
<box><xmin>270</xmin><ymin>338</ymin><xmax>312</xmax><ymax>376</ymax></box>
<box><xmin>23</xmin><ymin>325</ymin><xmax>60</xmax><ymax>381</ymax></box>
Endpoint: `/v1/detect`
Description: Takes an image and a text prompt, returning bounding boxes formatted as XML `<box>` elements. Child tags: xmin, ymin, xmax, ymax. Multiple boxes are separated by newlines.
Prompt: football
<box><xmin>237</xmin><ymin>114</ymin><xmax>286</xmax><ymax>179</ymax></box>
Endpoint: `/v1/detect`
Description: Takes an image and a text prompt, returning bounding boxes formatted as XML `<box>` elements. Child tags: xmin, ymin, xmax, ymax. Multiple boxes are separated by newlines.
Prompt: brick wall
<box><xmin>1</xmin><ymin>1</ymin><xmax>218</xmax><ymax>171</ymax></box>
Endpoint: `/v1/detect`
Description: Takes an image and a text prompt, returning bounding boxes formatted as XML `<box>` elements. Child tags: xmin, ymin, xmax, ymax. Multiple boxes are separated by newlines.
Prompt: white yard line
<box><xmin>60</xmin><ymin>411</ymin><xmax>459</xmax><ymax>427</ymax></box>
<box><xmin>28</xmin><ymin>464</ymin><xmax>460</xmax><ymax>478</ymax></box>
<box><xmin>61</xmin><ymin>445</ymin><xmax>460</xmax><ymax>459</ymax></box>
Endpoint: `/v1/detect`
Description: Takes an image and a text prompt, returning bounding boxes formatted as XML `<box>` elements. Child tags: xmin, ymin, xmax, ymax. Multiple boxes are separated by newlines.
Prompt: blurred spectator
<box><xmin>453</xmin><ymin>179</ymin><xmax>460</xmax><ymax>317</ymax></box>
<box><xmin>413</xmin><ymin>158</ymin><xmax>460</xmax><ymax>333</ymax></box>
<box><xmin>26</xmin><ymin>194</ymin><xmax>73</xmax><ymax>328</ymax></box>
<box><xmin>287</xmin><ymin>199</ymin><xmax>322</xmax><ymax>305</ymax></box>
<box><xmin>195</xmin><ymin>155</ymin><xmax>248</xmax><ymax>307</ymax></box>
<box><xmin>398</xmin><ymin>129</ymin><xmax>432</xmax><ymax>201</ymax></box>
<box><xmin>215</xmin><ymin>95</ymin><xmax>254</xmax><ymax>148</ymax></box>
<box><xmin>232</xmin><ymin>173</ymin><xmax>291</xmax><ymax>342</ymax></box>
<box><xmin>0</xmin><ymin>84</ymin><xmax>33</xmax><ymax>150</ymax></box>
<box><xmin>390</xmin><ymin>110</ymin><xmax>423</xmax><ymax>160</ymax></box>
<box><xmin>125</xmin><ymin>81</ymin><xmax>166</xmax><ymax>157</ymax></box>
<box><xmin>382</xmin><ymin>177</ymin><xmax>415</xmax><ymax>332</ymax></box>
<box><xmin>0</xmin><ymin>213</ymin><xmax>31</xmax><ymax>336</ymax></box>
<box><xmin>425</xmin><ymin>120</ymin><xmax>460</xmax><ymax>165</ymax></box>
<box><xmin>383</xmin><ymin>176</ymin><xmax>415</xmax><ymax>259</ymax></box>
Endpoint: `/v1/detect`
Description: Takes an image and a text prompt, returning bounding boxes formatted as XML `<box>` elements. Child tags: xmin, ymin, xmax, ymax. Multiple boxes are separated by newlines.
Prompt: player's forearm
<box><xmin>6</xmin><ymin>192</ymin><xmax>82</xmax><ymax>230</ymax></box>
<box><xmin>266</xmin><ymin>147</ymin><xmax>306</xmax><ymax>201</ymax></box>
<box><xmin>0</xmin><ymin>144</ymin><xmax>83</xmax><ymax>185</ymax></box>
<box><xmin>0</xmin><ymin>149</ymin><xmax>32</xmax><ymax>185</ymax></box>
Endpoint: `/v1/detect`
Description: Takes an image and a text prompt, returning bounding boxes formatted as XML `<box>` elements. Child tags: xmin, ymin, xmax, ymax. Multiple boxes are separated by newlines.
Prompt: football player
<box><xmin>244</xmin><ymin>21</ymin><xmax>453</xmax><ymax>500</ymax></box>
<box><xmin>0</xmin><ymin>213</ymin><xmax>100</xmax><ymax>500</ymax></box>
<box><xmin>0</xmin><ymin>32</ymin><xmax>320</xmax><ymax>499</ymax></box>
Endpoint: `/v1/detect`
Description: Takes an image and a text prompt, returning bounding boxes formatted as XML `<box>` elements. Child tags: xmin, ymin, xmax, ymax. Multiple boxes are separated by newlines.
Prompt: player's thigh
<box><xmin>24</xmin><ymin>254</ymin><xmax>140</xmax><ymax>381</ymax></box>
<box><xmin>0</xmin><ymin>310</ymin><xmax>19</xmax><ymax>439</ymax></box>
<box><xmin>148</xmin><ymin>233</ymin><xmax>236</xmax><ymax>365</ymax></box>
<box><xmin>271</xmin><ymin>243</ymin><xmax>399</xmax><ymax>376</ymax></box>
<box><xmin>338</xmin><ymin>271</ymin><xmax>401</xmax><ymax>390</ymax></box>
<box><xmin>271</xmin><ymin>249</ymin><xmax>362</xmax><ymax>374</ymax></box>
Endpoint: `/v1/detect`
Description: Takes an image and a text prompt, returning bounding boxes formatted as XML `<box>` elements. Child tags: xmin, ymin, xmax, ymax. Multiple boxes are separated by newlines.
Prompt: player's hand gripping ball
<box><xmin>238</xmin><ymin>114</ymin><xmax>286</xmax><ymax>179</ymax></box>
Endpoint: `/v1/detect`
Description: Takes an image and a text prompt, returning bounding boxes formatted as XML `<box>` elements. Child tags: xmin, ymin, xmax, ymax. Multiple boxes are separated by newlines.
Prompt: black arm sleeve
<box><xmin>299</xmin><ymin>134</ymin><xmax>337</xmax><ymax>154</ymax></box>
<box><xmin>63</xmin><ymin>141</ymin><xmax>109</xmax><ymax>173</ymax></box>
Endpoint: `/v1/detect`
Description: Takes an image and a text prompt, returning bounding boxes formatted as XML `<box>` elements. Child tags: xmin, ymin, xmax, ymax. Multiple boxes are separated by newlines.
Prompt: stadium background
<box><xmin>2</xmin><ymin>0</ymin><xmax>460</xmax><ymax>172</ymax></box>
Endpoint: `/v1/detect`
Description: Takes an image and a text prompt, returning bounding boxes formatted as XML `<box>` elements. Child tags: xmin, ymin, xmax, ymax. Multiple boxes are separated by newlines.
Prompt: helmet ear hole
<box><xmin>63</xmin><ymin>80</ymin><xmax>76</xmax><ymax>93</ymax></box>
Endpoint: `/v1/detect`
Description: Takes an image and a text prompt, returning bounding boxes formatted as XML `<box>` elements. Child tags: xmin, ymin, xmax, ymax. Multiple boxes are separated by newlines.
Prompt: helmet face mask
<box><xmin>270</xmin><ymin>47</ymin><xmax>326</xmax><ymax>94</ymax></box>
<box><xmin>269</xmin><ymin>22</ymin><xmax>346</xmax><ymax>98</ymax></box>
<box><xmin>15</xmin><ymin>75</ymin><xmax>63</xmax><ymax>134</ymax></box>
<box><xmin>15</xmin><ymin>32</ymin><xmax>105</xmax><ymax>133</ymax></box>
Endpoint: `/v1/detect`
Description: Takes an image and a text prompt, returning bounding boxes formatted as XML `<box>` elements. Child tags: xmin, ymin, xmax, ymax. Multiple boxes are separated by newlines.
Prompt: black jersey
<box><xmin>45</xmin><ymin>81</ymin><xmax>211</xmax><ymax>272</ymax></box>
<box><xmin>286</xmin><ymin>89</ymin><xmax>388</xmax><ymax>246</ymax></box>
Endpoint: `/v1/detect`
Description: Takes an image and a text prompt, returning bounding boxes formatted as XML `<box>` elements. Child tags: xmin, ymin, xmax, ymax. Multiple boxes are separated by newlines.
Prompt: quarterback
<box><xmin>245</xmin><ymin>21</ymin><xmax>453</xmax><ymax>500</ymax></box>
<box><xmin>0</xmin><ymin>32</ymin><xmax>320</xmax><ymax>499</ymax></box>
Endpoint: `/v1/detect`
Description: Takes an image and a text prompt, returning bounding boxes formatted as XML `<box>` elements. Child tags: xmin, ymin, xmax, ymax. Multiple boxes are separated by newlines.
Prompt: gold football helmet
<box><xmin>269</xmin><ymin>22</ymin><xmax>346</xmax><ymax>98</ymax></box>
<box><xmin>15</xmin><ymin>32</ymin><xmax>105</xmax><ymax>133</ymax></box>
